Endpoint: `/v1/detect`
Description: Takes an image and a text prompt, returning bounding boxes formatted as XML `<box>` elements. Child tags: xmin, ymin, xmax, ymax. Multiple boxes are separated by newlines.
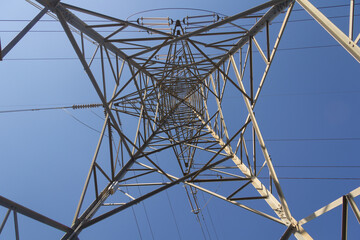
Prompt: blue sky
<box><xmin>0</xmin><ymin>0</ymin><xmax>360</xmax><ymax>239</ymax></box>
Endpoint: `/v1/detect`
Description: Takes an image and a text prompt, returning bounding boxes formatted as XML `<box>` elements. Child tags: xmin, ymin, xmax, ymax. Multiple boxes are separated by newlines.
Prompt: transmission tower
<box><xmin>0</xmin><ymin>0</ymin><xmax>359</xmax><ymax>239</ymax></box>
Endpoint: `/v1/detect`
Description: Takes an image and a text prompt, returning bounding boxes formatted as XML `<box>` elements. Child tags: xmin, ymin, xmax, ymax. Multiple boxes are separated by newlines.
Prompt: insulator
<box><xmin>72</xmin><ymin>103</ymin><xmax>102</xmax><ymax>109</ymax></box>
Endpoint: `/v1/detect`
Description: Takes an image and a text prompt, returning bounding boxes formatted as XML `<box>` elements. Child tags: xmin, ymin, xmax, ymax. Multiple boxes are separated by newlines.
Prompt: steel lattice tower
<box><xmin>1</xmin><ymin>0</ymin><xmax>360</xmax><ymax>239</ymax></box>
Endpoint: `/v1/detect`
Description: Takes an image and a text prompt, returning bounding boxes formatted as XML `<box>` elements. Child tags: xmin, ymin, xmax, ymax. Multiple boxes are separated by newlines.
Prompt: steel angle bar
<box><xmin>299</xmin><ymin>187</ymin><xmax>360</xmax><ymax>226</ymax></box>
<box><xmin>183</xmin><ymin>101</ymin><xmax>312</xmax><ymax>239</ymax></box>
<box><xmin>349</xmin><ymin>0</ymin><xmax>354</xmax><ymax>40</ymax></box>
<box><xmin>230</xmin><ymin>55</ymin><xmax>293</xmax><ymax>222</ymax></box>
<box><xmin>63</xmin><ymin>91</ymin><xmax>197</xmax><ymax>239</ymax></box>
<box><xmin>210</xmin><ymin>168</ymin><xmax>245</xmax><ymax>178</ymax></box>
<box><xmin>182</xmin><ymin>94</ymin><xmax>277</xmax><ymax>206</ymax></box>
<box><xmin>137</xmin><ymin>154</ymin><xmax>174</xmax><ymax>182</ymax></box>
<box><xmin>252</xmin><ymin>37</ymin><xmax>269</xmax><ymax>64</ymax></box>
<box><xmin>87</xmin><ymin>23</ymin><xmax>125</xmax><ymax>28</ymax></box>
<box><xmin>342</xmin><ymin>196</ymin><xmax>348</xmax><ymax>240</ymax></box>
<box><xmin>189</xmin><ymin>122</ymin><xmax>248</xmax><ymax>181</ymax></box>
<box><xmin>280</xmin><ymin>225</ymin><xmax>296</xmax><ymax>240</ymax></box>
<box><xmin>209</xmin><ymin>74</ymin><xmax>230</xmax><ymax>140</ymax></box>
<box><xmin>118</xmin><ymin>182</ymin><xmax>169</xmax><ymax>187</ymax></box>
<box><xmin>136</xmin><ymin>161</ymin><xmax>285</xmax><ymax>225</ymax></box>
<box><xmin>108</xmin><ymin>37</ymin><xmax>170</xmax><ymax>42</ymax></box>
<box><xmin>33</xmin><ymin>0</ymin><xmax>155</xmax><ymax>79</ymax></box>
<box><xmin>253</xmin><ymin>2</ymin><xmax>293</xmax><ymax>104</ymax></box>
<box><xmin>111</xmin><ymin>39</ymin><xmax>168</xmax><ymax>102</ymax></box>
<box><xmin>0</xmin><ymin>195</ymin><xmax>71</xmax><ymax>233</ymax></box>
<box><xmin>230</xmin><ymin>196</ymin><xmax>269</xmax><ymax>201</ymax></box>
<box><xmin>0</xmin><ymin>209</ymin><xmax>11</xmax><ymax>234</ymax></box>
<box><xmin>94</xmin><ymin>162</ymin><xmax>112</xmax><ymax>182</ymax></box>
<box><xmin>347</xmin><ymin>195</ymin><xmax>360</xmax><ymax>224</ymax></box>
<box><xmin>199</xmin><ymin>115</ymin><xmax>291</xmax><ymax>224</ymax></box>
<box><xmin>55</xmin><ymin>9</ymin><xmax>153</xmax><ymax>171</ymax></box>
<box><xmin>0</xmin><ymin>7</ymin><xmax>48</xmax><ymax>60</ymax></box>
<box><xmin>60</xmin><ymin>3</ymin><xmax>173</xmax><ymax>38</ymax></box>
<box><xmin>13</xmin><ymin>210</ymin><xmax>19</xmax><ymax>240</ymax></box>
<box><xmin>54</xmin><ymin>3</ymin><xmax>135</xmax><ymax>218</ymax></box>
<box><xmin>129</xmin><ymin>0</ymin><xmax>291</xmax><ymax>58</ymax></box>
<box><xmin>105</xmin><ymin>25</ymin><xmax>128</xmax><ymax>40</ymax></box>
<box><xmin>143</xmin><ymin>132</ymin><xmax>211</xmax><ymax>157</ymax></box>
<box><xmin>232</xmin><ymin>3</ymin><xmax>293</xmax><ymax>159</ymax></box>
<box><xmin>355</xmin><ymin>34</ymin><xmax>360</xmax><ymax>45</ymax></box>
<box><xmin>187</xmin><ymin>40</ymin><xmax>252</xmax><ymax>100</ymax></box>
<box><xmin>165</xmin><ymin>139</ymin><xmax>228</xmax><ymax>157</ymax></box>
<box><xmin>72</xmin><ymin>61</ymin><xmax>125</xmax><ymax>224</ymax></box>
<box><xmin>189</xmin><ymin>0</ymin><xmax>294</xmax><ymax>86</ymax></box>
<box><xmin>188</xmin><ymin>177</ymin><xmax>251</xmax><ymax>183</ymax></box>
<box><xmin>118</xmin><ymin>169</ymin><xmax>156</xmax><ymax>183</ymax></box>
<box><xmin>81</xmin><ymin>155</ymin><xmax>233</xmax><ymax>229</ymax></box>
<box><xmin>55</xmin><ymin>10</ymin><xmax>127</xmax><ymax>140</ymax></box>
<box><xmin>184</xmin><ymin>67</ymin><xmax>219</xmax><ymax>98</ymax></box>
<box><xmin>227</xmin><ymin>180</ymin><xmax>253</xmax><ymax>199</ymax></box>
<box><xmin>296</xmin><ymin>0</ymin><xmax>360</xmax><ymax>63</ymax></box>
<box><xmin>107</xmin><ymin>118</ymin><xmax>115</xmax><ymax>180</ymax></box>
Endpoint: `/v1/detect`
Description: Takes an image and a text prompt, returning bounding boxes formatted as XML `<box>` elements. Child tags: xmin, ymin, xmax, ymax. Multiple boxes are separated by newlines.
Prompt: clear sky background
<box><xmin>0</xmin><ymin>0</ymin><xmax>360</xmax><ymax>239</ymax></box>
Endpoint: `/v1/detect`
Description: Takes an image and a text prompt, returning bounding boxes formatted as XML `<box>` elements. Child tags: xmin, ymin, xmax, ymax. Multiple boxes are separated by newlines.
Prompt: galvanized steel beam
<box><xmin>0</xmin><ymin>195</ymin><xmax>71</xmax><ymax>233</ymax></box>
<box><xmin>296</xmin><ymin>0</ymin><xmax>360</xmax><ymax>63</ymax></box>
<box><xmin>0</xmin><ymin>7</ymin><xmax>47</xmax><ymax>60</ymax></box>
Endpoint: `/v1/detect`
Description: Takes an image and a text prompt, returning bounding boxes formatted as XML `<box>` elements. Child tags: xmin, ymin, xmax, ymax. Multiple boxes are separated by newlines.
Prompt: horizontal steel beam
<box><xmin>136</xmin><ymin>161</ymin><xmax>285</xmax><ymax>225</ymax></box>
<box><xmin>81</xmin><ymin>155</ymin><xmax>233</xmax><ymax>229</ymax></box>
<box><xmin>0</xmin><ymin>195</ymin><xmax>71</xmax><ymax>233</ymax></box>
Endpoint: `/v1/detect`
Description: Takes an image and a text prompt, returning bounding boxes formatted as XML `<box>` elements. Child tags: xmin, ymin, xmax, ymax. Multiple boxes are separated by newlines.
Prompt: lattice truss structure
<box><xmin>1</xmin><ymin>0</ymin><xmax>360</xmax><ymax>239</ymax></box>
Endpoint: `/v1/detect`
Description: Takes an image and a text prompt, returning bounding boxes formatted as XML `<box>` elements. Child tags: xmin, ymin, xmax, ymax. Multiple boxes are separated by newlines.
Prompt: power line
<box><xmin>196</xmin><ymin>173</ymin><xmax>360</xmax><ymax>180</ymax></box>
<box><xmin>196</xmin><ymin>165</ymin><xmax>360</xmax><ymax>169</ymax></box>
<box><xmin>199</xmin><ymin>211</ymin><xmax>213</xmax><ymax>240</ymax></box>
<box><xmin>200</xmin><ymin>192</ymin><xmax>220</xmax><ymax>240</ymax></box>
<box><xmin>1</xmin><ymin>89</ymin><xmax>359</xmax><ymax>111</ymax></box>
<box><xmin>2</xmin><ymin>57</ymin><xmax>87</xmax><ymax>61</ymax></box>
<box><xmin>131</xmin><ymin>206</ymin><xmax>144</xmax><ymax>240</ymax></box>
<box><xmin>2</xmin><ymin>106</ymin><xmax>360</xmax><ymax>143</ymax></box>
<box><xmin>271</xmin><ymin>165</ymin><xmax>360</xmax><ymax>168</ymax></box>
<box><xmin>0</xmin><ymin>2</ymin><xmax>358</xmax><ymax>40</ymax></box>
<box><xmin>0</xmin><ymin>104</ymin><xmax>104</xmax><ymax>136</ymax></box>
<box><xmin>0</xmin><ymin>105</ymin><xmax>74</xmax><ymax>113</ymax></box>
<box><xmin>1</xmin><ymin>13</ymin><xmax>359</xmax><ymax>32</ymax></box>
<box><xmin>126</xmin><ymin>186</ymin><xmax>144</xmax><ymax>240</ymax></box>
<box><xmin>211</xmin><ymin>89</ymin><xmax>360</xmax><ymax>100</ymax></box>
<box><xmin>256</xmin><ymin>137</ymin><xmax>360</xmax><ymax>142</ymax></box>
<box><xmin>0</xmin><ymin>104</ymin><xmax>101</xmax><ymax>114</ymax></box>
<box><xmin>0</xmin><ymin>44</ymin><xmax>346</xmax><ymax>61</ymax></box>
<box><xmin>133</xmin><ymin>171</ymin><xmax>155</xmax><ymax>240</ymax></box>
<box><xmin>1</xmin><ymin>2</ymin><xmax>358</xmax><ymax>23</ymax></box>
<box><xmin>292</xmin><ymin>3</ymin><xmax>360</xmax><ymax>12</ymax></box>
<box><xmin>262</xmin><ymin>90</ymin><xmax>360</xmax><ymax>97</ymax></box>
<box><xmin>154</xmin><ymin>154</ymin><xmax>182</xmax><ymax>240</ymax></box>
<box><xmin>0</xmin><ymin>30</ymin><xmax>142</xmax><ymax>33</ymax></box>
<box><xmin>196</xmin><ymin>214</ymin><xmax>209</xmax><ymax>240</ymax></box>
<box><xmin>262</xmin><ymin>177</ymin><xmax>360</xmax><ymax>181</ymax></box>
<box><xmin>62</xmin><ymin>109</ymin><xmax>103</xmax><ymax>135</ymax></box>
<box><xmin>164</xmin><ymin>187</ymin><xmax>183</xmax><ymax>240</ymax></box>
<box><xmin>285</xmin><ymin>14</ymin><xmax>360</xmax><ymax>24</ymax></box>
